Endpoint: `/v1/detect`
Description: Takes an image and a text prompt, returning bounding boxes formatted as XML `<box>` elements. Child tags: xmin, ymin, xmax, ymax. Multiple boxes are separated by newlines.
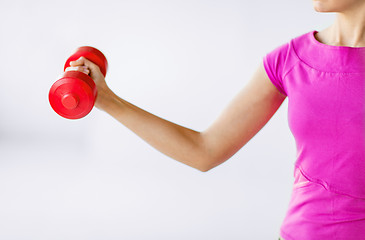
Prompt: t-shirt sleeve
<box><xmin>263</xmin><ymin>42</ymin><xmax>289</xmax><ymax>96</ymax></box>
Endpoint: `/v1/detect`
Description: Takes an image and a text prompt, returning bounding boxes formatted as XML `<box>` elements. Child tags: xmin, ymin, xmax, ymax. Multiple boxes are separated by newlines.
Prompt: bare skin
<box><xmin>67</xmin><ymin>58</ymin><xmax>286</xmax><ymax>172</ymax></box>
<box><xmin>313</xmin><ymin>0</ymin><xmax>365</xmax><ymax>47</ymax></box>
<box><xmin>63</xmin><ymin>1</ymin><xmax>365</xmax><ymax>239</ymax></box>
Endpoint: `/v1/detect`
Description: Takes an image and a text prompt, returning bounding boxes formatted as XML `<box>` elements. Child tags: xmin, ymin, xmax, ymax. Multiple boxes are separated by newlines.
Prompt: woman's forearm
<box><xmin>69</xmin><ymin>58</ymin><xmax>286</xmax><ymax>174</ymax></box>
<box><xmin>98</xmin><ymin>90</ymin><xmax>211</xmax><ymax>172</ymax></box>
<box><xmin>68</xmin><ymin>57</ymin><xmax>217</xmax><ymax>172</ymax></box>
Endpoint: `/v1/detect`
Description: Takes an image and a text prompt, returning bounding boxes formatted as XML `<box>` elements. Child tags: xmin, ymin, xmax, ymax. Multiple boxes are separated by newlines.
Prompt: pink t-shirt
<box><xmin>263</xmin><ymin>30</ymin><xmax>365</xmax><ymax>239</ymax></box>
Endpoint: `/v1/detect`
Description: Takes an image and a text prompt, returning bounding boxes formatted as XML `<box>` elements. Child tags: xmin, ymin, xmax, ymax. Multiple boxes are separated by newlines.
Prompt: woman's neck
<box><xmin>317</xmin><ymin>9</ymin><xmax>365</xmax><ymax>47</ymax></box>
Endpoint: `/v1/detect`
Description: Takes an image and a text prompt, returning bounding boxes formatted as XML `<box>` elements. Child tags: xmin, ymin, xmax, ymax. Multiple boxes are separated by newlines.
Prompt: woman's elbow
<box><xmin>198</xmin><ymin>165</ymin><xmax>211</xmax><ymax>172</ymax></box>
<box><xmin>196</xmin><ymin>155</ymin><xmax>225</xmax><ymax>172</ymax></box>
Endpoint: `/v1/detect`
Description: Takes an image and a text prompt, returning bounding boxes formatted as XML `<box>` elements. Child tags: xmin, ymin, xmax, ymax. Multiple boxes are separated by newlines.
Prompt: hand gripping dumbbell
<box><xmin>49</xmin><ymin>46</ymin><xmax>108</xmax><ymax>119</ymax></box>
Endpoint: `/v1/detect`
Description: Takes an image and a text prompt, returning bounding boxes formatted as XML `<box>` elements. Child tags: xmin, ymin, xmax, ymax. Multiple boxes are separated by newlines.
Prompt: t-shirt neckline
<box><xmin>291</xmin><ymin>30</ymin><xmax>365</xmax><ymax>73</ymax></box>
<box><xmin>310</xmin><ymin>30</ymin><xmax>365</xmax><ymax>50</ymax></box>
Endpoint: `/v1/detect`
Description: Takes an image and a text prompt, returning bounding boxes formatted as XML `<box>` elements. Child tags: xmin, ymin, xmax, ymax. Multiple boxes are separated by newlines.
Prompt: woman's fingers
<box><xmin>65</xmin><ymin>66</ymin><xmax>90</xmax><ymax>75</ymax></box>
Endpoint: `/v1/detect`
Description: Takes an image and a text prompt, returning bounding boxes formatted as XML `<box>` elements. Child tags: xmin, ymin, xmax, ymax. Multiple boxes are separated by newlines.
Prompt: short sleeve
<box><xmin>263</xmin><ymin>42</ymin><xmax>289</xmax><ymax>96</ymax></box>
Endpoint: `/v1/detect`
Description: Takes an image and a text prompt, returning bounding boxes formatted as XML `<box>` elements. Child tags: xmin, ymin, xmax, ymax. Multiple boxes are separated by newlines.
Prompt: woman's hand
<box><xmin>65</xmin><ymin>57</ymin><xmax>113</xmax><ymax>109</ymax></box>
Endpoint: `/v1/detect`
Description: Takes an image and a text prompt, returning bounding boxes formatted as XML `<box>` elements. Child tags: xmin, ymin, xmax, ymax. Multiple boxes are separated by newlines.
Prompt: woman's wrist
<box><xmin>95</xmin><ymin>87</ymin><xmax>118</xmax><ymax>111</ymax></box>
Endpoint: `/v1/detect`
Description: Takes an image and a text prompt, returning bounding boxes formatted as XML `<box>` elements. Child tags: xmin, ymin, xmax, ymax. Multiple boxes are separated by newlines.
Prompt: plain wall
<box><xmin>0</xmin><ymin>0</ymin><xmax>334</xmax><ymax>239</ymax></box>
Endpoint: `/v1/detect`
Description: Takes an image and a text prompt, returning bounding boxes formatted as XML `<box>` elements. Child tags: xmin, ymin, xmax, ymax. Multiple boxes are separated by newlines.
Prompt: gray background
<box><xmin>0</xmin><ymin>0</ymin><xmax>333</xmax><ymax>239</ymax></box>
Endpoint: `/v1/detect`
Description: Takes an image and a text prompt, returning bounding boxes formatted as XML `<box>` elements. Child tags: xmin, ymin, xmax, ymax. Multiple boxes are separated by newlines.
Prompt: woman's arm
<box><xmin>68</xmin><ymin>57</ymin><xmax>286</xmax><ymax>172</ymax></box>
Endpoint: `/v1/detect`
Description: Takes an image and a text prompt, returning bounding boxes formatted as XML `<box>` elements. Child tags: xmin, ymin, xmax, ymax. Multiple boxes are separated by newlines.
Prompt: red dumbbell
<box><xmin>49</xmin><ymin>46</ymin><xmax>108</xmax><ymax>119</ymax></box>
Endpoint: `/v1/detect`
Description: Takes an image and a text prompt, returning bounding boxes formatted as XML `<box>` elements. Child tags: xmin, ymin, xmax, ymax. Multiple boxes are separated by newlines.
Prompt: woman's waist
<box><xmin>294</xmin><ymin>159</ymin><xmax>365</xmax><ymax>199</ymax></box>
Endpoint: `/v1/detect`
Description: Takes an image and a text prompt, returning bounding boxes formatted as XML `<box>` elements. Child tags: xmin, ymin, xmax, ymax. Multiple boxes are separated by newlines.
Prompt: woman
<box><xmin>67</xmin><ymin>0</ymin><xmax>365</xmax><ymax>239</ymax></box>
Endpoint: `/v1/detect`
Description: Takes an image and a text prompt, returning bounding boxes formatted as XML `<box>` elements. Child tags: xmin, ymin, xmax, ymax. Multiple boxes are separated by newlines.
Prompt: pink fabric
<box><xmin>263</xmin><ymin>30</ymin><xmax>365</xmax><ymax>239</ymax></box>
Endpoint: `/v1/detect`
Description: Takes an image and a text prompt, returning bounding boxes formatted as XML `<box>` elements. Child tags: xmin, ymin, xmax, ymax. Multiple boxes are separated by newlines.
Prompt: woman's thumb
<box><xmin>72</xmin><ymin>57</ymin><xmax>99</xmax><ymax>72</ymax></box>
<box><xmin>69</xmin><ymin>57</ymin><xmax>85</xmax><ymax>66</ymax></box>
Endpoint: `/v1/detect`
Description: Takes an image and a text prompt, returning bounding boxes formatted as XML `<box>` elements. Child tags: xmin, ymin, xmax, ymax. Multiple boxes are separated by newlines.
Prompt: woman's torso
<box><xmin>263</xmin><ymin>30</ymin><xmax>365</xmax><ymax>239</ymax></box>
